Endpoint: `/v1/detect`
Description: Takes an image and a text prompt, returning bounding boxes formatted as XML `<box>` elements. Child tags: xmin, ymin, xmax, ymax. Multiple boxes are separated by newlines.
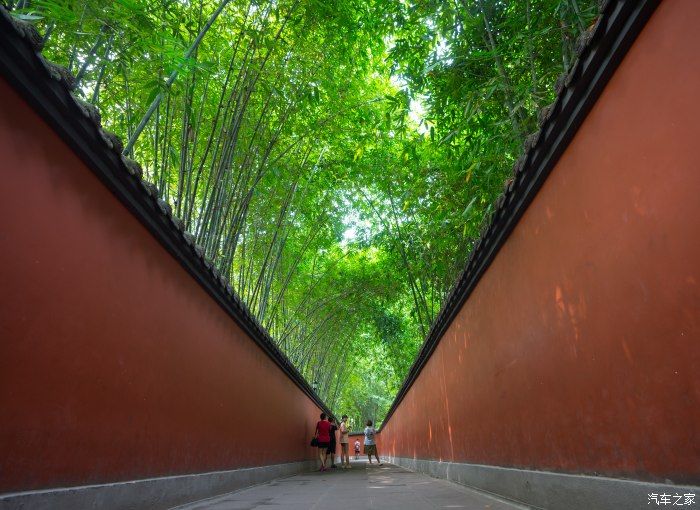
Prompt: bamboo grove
<box><xmin>8</xmin><ymin>0</ymin><xmax>598</xmax><ymax>427</ymax></box>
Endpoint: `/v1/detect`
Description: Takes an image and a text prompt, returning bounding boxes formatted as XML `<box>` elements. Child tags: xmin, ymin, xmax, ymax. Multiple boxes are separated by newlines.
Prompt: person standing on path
<box><xmin>339</xmin><ymin>415</ymin><xmax>350</xmax><ymax>468</ymax></box>
<box><xmin>314</xmin><ymin>413</ymin><xmax>331</xmax><ymax>471</ymax></box>
<box><xmin>364</xmin><ymin>420</ymin><xmax>382</xmax><ymax>465</ymax></box>
<box><xmin>327</xmin><ymin>417</ymin><xmax>338</xmax><ymax>468</ymax></box>
<box><xmin>354</xmin><ymin>439</ymin><xmax>361</xmax><ymax>460</ymax></box>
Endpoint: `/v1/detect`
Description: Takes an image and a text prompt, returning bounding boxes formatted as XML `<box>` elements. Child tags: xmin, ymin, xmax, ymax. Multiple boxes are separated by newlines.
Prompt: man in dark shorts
<box><xmin>364</xmin><ymin>420</ymin><xmax>382</xmax><ymax>465</ymax></box>
<box><xmin>327</xmin><ymin>417</ymin><xmax>338</xmax><ymax>468</ymax></box>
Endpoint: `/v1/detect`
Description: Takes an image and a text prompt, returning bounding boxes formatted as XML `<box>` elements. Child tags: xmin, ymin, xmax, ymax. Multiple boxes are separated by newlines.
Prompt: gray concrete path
<box><xmin>171</xmin><ymin>459</ymin><xmax>526</xmax><ymax>510</ymax></box>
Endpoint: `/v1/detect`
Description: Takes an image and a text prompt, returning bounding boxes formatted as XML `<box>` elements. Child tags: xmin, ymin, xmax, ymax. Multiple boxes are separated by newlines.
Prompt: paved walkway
<box><xmin>172</xmin><ymin>459</ymin><xmax>526</xmax><ymax>510</ymax></box>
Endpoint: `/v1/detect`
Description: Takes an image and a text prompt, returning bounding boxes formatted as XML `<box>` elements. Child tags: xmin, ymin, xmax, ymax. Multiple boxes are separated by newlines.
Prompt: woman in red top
<box><xmin>314</xmin><ymin>413</ymin><xmax>331</xmax><ymax>471</ymax></box>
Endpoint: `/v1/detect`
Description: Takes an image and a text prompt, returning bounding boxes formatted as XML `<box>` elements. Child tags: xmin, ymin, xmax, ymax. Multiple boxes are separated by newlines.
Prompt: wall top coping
<box><xmin>0</xmin><ymin>6</ymin><xmax>333</xmax><ymax>417</ymax></box>
<box><xmin>380</xmin><ymin>0</ymin><xmax>660</xmax><ymax>429</ymax></box>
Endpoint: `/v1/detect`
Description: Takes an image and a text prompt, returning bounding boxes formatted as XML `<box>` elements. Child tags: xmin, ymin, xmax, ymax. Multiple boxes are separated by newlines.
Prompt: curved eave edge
<box><xmin>0</xmin><ymin>7</ymin><xmax>332</xmax><ymax>417</ymax></box>
<box><xmin>379</xmin><ymin>0</ymin><xmax>660</xmax><ymax>431</ymax></box>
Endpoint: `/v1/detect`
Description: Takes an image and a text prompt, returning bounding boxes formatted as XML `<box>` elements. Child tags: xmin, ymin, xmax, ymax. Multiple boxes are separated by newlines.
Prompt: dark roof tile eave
<box><xmin>378</xmin><ymin>0</ymin><xmax>661</xmax><ymax>432</ymax></box>
<box><xmin>0</xmin><ymin>6</ymin><xmax>333</xmax><ymax>417</ymax></box>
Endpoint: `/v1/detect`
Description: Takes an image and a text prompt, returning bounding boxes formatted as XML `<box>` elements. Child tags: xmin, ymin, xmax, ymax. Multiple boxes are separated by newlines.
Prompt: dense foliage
<box><xmin>8</xmin><ymin>0</ymin><xmax>597</xmax><ymax>428</ymax></box>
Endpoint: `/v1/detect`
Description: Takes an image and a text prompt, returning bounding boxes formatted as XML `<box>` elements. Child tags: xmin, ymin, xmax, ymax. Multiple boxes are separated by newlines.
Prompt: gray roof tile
<box><xmin>0</xmin><ymin>5</ymin><xmax>333</xmax><ymax>415</ymax></box>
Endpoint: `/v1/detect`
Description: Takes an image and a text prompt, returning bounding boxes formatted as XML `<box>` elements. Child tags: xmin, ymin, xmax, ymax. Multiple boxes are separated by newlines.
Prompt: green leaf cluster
<box><xmin>16</xmin><ymin>0</ymin><xmax>597</xmax><ymax>425</ymax></box>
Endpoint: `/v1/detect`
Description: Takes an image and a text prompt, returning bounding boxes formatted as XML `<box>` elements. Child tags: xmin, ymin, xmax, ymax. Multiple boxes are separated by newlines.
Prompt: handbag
<box><xmin>310</xmin><ymin>437</ymin><xmax>318</xmax><ymax>447</ymax></box>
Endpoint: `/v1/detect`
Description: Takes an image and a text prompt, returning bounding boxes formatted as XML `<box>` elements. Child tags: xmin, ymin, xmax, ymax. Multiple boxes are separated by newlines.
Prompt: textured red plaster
<box><xmin>0</xmin><ymin>78</ymin><xmax>319</xmax><ymax>492</ymax></box>
<box><xmin>379</xmin><ymin>0</ymin><xmax>700</xmax><ymax>484</ymax></box>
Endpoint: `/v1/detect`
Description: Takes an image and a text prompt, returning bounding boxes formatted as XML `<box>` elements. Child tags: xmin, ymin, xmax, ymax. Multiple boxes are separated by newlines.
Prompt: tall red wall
<box><xmin>0</xmin><ymin>78</ymin><xmax>320</xmax><ymax>493</ymax></box>
<box><xmin>379</xmin><ymin>0</ymin><xmax>700</xmax><ymax>485</ymax></box>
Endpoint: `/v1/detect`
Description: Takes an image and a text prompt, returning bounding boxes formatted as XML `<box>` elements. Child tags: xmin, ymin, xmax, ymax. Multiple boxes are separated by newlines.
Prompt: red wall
<box><xmin>380</xmin><ymin>0</ymin><xmax>700</xmax><ymax>485</ymax></box>
<box><xmin>0</xmin><ymin>78</ymin><xmax>321</xmax><ymax>492</ymax></box>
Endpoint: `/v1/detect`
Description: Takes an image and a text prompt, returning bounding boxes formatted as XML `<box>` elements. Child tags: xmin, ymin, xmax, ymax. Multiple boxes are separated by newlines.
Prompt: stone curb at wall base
<box><xmin>383</xmin><ymin>456</ymin><xmax>700</xmax><ymax>510</ymax></box>
<box><xmin>0</xmin><ymin>461</ymin><xmax>317</xmax><ymax>510</ymax></box>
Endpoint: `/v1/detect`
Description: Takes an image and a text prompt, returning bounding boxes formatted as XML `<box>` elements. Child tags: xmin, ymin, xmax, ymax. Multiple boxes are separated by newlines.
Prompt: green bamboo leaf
<box><xmin>461</xmin><ymin>197</ymin><xmax>477</xmax><ymax>218</ymax></box>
